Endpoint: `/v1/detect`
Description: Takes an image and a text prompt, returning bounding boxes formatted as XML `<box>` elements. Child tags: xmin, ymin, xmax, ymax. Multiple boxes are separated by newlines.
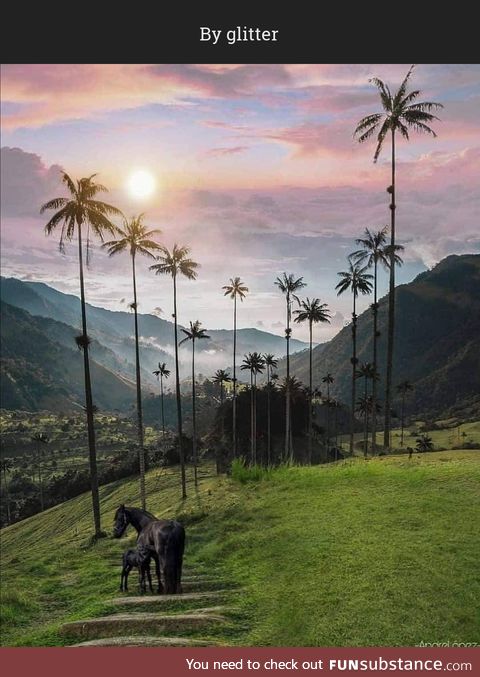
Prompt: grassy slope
<box><xmin>1</xmin><ymin>452</ymin><xmax>479</xmax><ymax>646</ymax></box>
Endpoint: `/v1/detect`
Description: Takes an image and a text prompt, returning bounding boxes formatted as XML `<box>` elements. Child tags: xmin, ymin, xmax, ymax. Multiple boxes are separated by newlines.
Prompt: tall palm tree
<box><xmin>397</xmin><ymin>380</ymin><xmax>414</xmax><ymax>447</ymax></box>
<box><xmin>103</xmin><ymin>215</ymin><xmax>161</xmax><ymax>509</ymax></box>
<box><xmin>1</xmin><ymin>458</ymin><xmax>13</xmax><ymax>524</ymax></box>
<box><xmin>263</xmin><ymin>354</ymin><xmax>278</xmax><ymax>465</ymax></box>
<box><xmin>153</xmin><ymin>362</ymin><xmax>170</xmax><ymax>438</ymax></box>
<box><xmin>213</xmin><ymin>369</ymin><xmax>231</xmax><ymax>407</ymax></box>
<box><xmin>350</xmin><ymin>227</ymin><xmax>389</xmax><ymax>454</ymax></box>
<box><xmin>294</xmin><ymin>299</ymin><xmax>331</xmax><ymax>463</ymax></box>
<box><xmin>150</xmin><ymin>245</ymin><xmax>199</xmax><ymax>499</ymax></box>
<box><xmin>336</xmin><ymin>261</ymin><xmax>373</xmax><ymax>456</ymax></box>
<box><xmin>241</xmin><ymin>352</ymin><xmax>265</xmax><ymax>464</ymax></box>
<box><xmin>321</xmin><ymin>373</ymin><xmax>334</xmax><ymax>455</ymax></box>
<box><xmin>32</xmin><ymin>432</ymin><xmax>49</xmax><ymax>512</ymax></box>
<box><xmin>275</xmin><ymin>273</ymin><xmax>307</xmax><ymax>461</ymax></box>
<box><xmin>222</xmin><ymin>278</ymin><xmax>249</xmax><ymax>459</ymax></box>
<box><xmin>41</xmin><ymin>173</ymin><xmax>121</xmax><ymax>536</ymax></box>
<box><xmin>180</xmin><ymin>320</ymin><xmax>210</xmax><ymax>487</ymax></box>
<box><xmin>354</xmin><ymin>65</ymin><xmax>442</xmax><ymax>451</ymax></box>
<box><xmin>356</xmin><ymin>363</ymin><xmax>377</xmax><ymax>457</ymax></box>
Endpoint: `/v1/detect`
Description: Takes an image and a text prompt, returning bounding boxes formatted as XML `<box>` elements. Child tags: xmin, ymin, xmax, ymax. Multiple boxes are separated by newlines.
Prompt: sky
<box><xmin>1</xmin><ymin>63</ymin><xmax>479</xmax><ymax>342</ymax></box>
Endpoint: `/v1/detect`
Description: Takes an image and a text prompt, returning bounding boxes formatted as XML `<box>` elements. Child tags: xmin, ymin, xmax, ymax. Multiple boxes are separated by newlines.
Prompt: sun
<box><xmin>127</xmin><ymin>170</ymin><xmax>156</xmax><ymax>199</ymax></box>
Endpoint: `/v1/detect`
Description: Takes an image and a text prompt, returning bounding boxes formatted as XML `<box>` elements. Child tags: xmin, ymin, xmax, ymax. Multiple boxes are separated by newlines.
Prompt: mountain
<box><xmin>0</xmin><ymin>277</ymin><xmax>307</xmax><ymax>382</ymax></box>
<box><xmin>282</xmin><ymin>255</ymin><xmax>480</xmax><ymax>419</ymax></box>
<box><xmin>0</xmin><ymin>302</ymin><xmax>137</xmax><ymax>412</ymax></box>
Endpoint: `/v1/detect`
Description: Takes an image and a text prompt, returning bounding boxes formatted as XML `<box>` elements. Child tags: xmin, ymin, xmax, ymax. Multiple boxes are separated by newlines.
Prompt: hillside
<box><xmin>0</xmin><ymin>277</ymin><xmax>308</xmax><ymax>384</ymax></box>
<box><xmin>0</xmin><ymin>302</ymin><xmax>137</xmax><ymax>412</ymax></box>
<box><xmin>285</xmin><ymin>254</ymin><xmax>480</xmax><ymax>418</ymax></box>
<box><xmin>1</xmin><ymin>452</ymin><xmax>479</xmax><ymax>646</ymax></box>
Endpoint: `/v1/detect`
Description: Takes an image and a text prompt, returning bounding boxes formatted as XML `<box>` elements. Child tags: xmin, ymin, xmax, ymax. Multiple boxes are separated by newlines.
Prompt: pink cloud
<box><xmin>1</xmin><ymin>64</ymin><xmax>291</xmax><ymax>130</ymax></box>
<box><xmin>203</xmin><ymin>146</ymin><xmax>250</xmax><ymax>158</ymax></box>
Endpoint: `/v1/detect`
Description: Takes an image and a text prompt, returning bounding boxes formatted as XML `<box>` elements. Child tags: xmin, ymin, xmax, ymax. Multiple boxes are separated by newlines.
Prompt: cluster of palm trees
<box><xmin>40</xmin><ymin>66</ymin><xmax>441</xmax><ymax>536</ymax></box>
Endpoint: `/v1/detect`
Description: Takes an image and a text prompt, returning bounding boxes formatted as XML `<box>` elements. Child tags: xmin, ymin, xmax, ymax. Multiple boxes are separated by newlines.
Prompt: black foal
<box><xmin>120</xmin><ymin>545</ymin><xmax>153</xmax><ymax>593</ymax></box>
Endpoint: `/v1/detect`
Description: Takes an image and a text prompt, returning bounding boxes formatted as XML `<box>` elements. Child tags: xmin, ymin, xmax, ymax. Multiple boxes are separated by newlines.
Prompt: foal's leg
<box><xmin>124</xmin><ymin>565</ymin><xmax>132</xmax><ymax>592</ymax></box>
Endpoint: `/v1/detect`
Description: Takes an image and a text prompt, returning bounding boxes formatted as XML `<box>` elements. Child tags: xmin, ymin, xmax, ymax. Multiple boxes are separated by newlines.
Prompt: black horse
<box><xmin>113</xmin><ymin>505</ymin><xmax>185</xmax><ymax>594</ymax></box>
<box><xmin>120</xmin><ymin>545</ymin><xmax>153</xmax><ymax>593</ymax></box>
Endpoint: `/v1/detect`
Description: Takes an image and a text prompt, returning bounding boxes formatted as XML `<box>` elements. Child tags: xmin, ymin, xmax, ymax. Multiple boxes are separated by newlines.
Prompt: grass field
<box><xmin>1</xmin><ymin>451</ymin><xmax>479</xmax><ymax>646</ymax></box>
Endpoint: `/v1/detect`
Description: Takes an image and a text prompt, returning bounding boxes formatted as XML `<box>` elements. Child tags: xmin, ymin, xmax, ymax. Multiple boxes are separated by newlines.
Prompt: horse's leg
<box><xmin>138</xmin><ymin>565</ymin><xmax>146</xmax><ymax>595</ymax></box>
<box><xmin>154</xmin><ymin>554</ymin><xmax>163</xmax><ymax>595</ymax></box>
<box><xmin>120</xmin><ymin>567</ymin><xmax>125</xmax><ymax>592</ymax></box>
<box><xmin>146</xmin><ymin>562</ymin><xmax>153</xmax><ymax>593</ymax></box>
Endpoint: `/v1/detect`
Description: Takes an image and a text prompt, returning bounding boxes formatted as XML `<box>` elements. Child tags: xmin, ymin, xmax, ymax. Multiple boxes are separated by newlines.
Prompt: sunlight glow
<box><xmin>127</xmin><ymin>170</ymin><xmax>156</xmax><ymax>198</ymax></box>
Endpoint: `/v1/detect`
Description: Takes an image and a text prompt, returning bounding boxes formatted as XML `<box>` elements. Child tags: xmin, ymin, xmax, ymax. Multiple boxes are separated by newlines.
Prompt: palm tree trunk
<box><xmin>350</xmin><ymin>295</ymin><xmax>357</xmax><ymax>456</ymax></box>
<box><xmin>308</xmin><ymin>321</ymin><xmax>313</xmax><ymax>464</ymax></box>
<box><xmin>160</xmin><ymin>376</ymin><xmax>165</xmax><ymax>437</ymax></box>
<box><xmin>232</xmin><ymin>295</ymin><xmax>237</xmax><ymax>458</ymax></box>
<box><xmin>325</xmin><ymin>383</ymin><xmax>330</xmax><ymax>460</ymax></box>
<box><xmin>173</xmin><ymin>274</ymin><xmax>187</xmax><ymax>499</ymax></box>
<box><xmin>2</xmin><ymin>467</ymin><xmax>11</xmax><ymax>524</ymax></box>
<box><xmin>192</xmin><ymin>339</ymin><xmax>198</xmax><ymax>488</ymax></box>
<box><xmin>77</xmin><ymin>221</ymin><xmax>101</xmax><ymax>536</ymax></box>
<box><xmin>253</xmin><ymin>374</ymin><xmax>257</xmax><ymax>465</ymax></box>
<box><xmin>285</xmin><ymin>295</ymin><xmax>291</xmax><ymax>462</ymax></box>
<box><xmin>334</xmin><ymin>405</ymin><xmax>338</xmax><ymax>462</ymax></box>
<box><xmin>372</xmin><ymin>260</ymin><xmax>378</xmax><ymax>454</ymax></box>
<box><xmin>267</xmin><ymin>368</ymin><xmax>271</xmax><ymax>466</ymax></box>
<box><xmin>400</xmin><ymin>392</ymin><xmax>406</xmax><ymax>447</ymax></box>
<box><xmin>364</xmin><ymin>377</ymin><xmax>368</xmax><ymax>458</ymax></box>
<box><xmin>384</xmin><ymin>128</ymin><xmax>396</xmax><ymax>450</ymax></box>
<box><xmin>132</xmin><ymin>254</ymin><xmax>146</xmax><ymax>509</ymax></box>
<box><xmin>38</xmin><ymin>453</ymin><xmax>44</xmax><ymax>512</ymax></box>
<box><xmin>250</xmin><ymin>372</ymin><xmax>254</xmax><ymax>464</ymax></box>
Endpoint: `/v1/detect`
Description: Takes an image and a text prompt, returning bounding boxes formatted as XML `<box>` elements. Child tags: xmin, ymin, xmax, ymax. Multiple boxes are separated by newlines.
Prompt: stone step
<box><xmin>60</xmin><ymin>611</ymin><xmax>227</xmax><ymax>641</ymax></box>
<box><xmin>109</xmin><ymin>590</ymin><xmax>230</xmax><ymax>608</ymax></box>
<box><xmin>72</xmin><ymin>636</ymin><xmax>221</xmax><ymax>647</ymax></box>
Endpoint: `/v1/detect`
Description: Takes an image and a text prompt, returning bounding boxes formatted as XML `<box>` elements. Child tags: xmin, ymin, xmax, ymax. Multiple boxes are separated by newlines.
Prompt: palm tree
<box><xmin>356</xmin><ymin>363</ymin><xmax>377</xmax><ymax>457</ymax></box>
<box><xmin>354</xmin><ymin>65</ymin><xmax>442</xmax><ymax>451</ymax></box>
<box><xmin>180</xmin><ymin>320</ymin><xmax>210</xmax><ymax>487</ymax></box>
<box><xmin>41</xmin><ymin>173</ymin><xmax>121</xmax><ymax>535</ymax></box>
<box><xmin>103</xmin><ymin>215</ymin><xmax>162</xmax><ymax>509</ymax></box>
<box><xmin>213</xmin><ymin>369</ymin><xmax>231</xmax><ymax>407</ymax></box>
<box><xmin>153</xmin><ymin>362</ymin><xmax>170</xmax><ymax>438</ymax></box>
<box><xmin>263</xmin><ymin>354</ymin><xmax>278</xmax><ymax>465</ymax></box>
<box><xmin>416</xmin><ymin>434</ymin><xmax>433</xmax><ymax>453</ymax></box>
<box><xmin>322</xmin><ymin>373</ymin><xmax>335</xmax><ymax>455</ymax></box>
<box><xmin>356</xmin><ymin>396</ymin><xmax>380</xmax><ymax>458</ymax></box>
<box><xmin>336</xmin><ymin>261</ymin><xmax>373</xmax><ymax>456</ymax></box>
<box><xmin>1</xmin><ymin>458</ymin><xmax>13</xmax><ymax>524</ymax></box>
<box><xmin>240</xmin><ymin>352</ymin><xmax>265</xmax><ymax>464</ymax></box>
<box><xmin>150</xmin><ymin>245</ymin><xmax>199</xmax><ymax>499</ymax></box>
<box><xmin>350</xmin><ymin>227</ymin><xmax>389</xmax><ymax>454</ymax></box>
<box><xmin>294</xmin><ymin>299</ymin><xmax>331</xmax><ymax>463</ymax></box>
<box><xmin>32</xmin><ymin>432</ymin><xmax>49</xmax><ymax>511</ymax></box>
<box><xmin>222</xmin><ymin>278</ymin><xmax>249</xmax><ymax>459</ymax></box>
<box><xmin>275</xmin><ymin>273</ymin><xmax>307</xmax><ymax>461</ymax></box>
<box><xmin>397</xmin><ymin>380</ymin><xmax>414</xmax><ymax>447</ymax></box>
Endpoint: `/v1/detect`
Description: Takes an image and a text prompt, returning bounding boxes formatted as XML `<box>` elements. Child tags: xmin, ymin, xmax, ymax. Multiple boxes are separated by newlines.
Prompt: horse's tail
<box><xmin>164</xmin><ymin>521</ymin><xmax>185</xmax><ymax>594</ymax></box>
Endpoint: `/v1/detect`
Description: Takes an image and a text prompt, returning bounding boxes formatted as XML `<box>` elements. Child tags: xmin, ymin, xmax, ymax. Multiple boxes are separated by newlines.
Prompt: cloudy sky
<box><xmin>1</xmin><ymin>63</ymin><xmax>479</xmax><ymax>341</ymax></box>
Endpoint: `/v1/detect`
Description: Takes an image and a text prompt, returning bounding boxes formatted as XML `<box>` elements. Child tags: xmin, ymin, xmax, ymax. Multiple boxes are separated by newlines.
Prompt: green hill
<box><xmin>0</xmin><ymin>302</ymin><xmax>137</xmax><ymax>412</ymax></box>
<box><xmin>1</xmin><ymin>452</ymin><xmax>479</xmax><ymax>646</ymax></box>
<box><xmin>285</xmin><ymin>254</ymin><xmax>480</xmax><ymax>419</ymax></box>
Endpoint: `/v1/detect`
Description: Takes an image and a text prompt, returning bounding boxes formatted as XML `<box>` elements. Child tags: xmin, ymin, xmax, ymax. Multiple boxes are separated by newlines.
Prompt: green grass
<box><xmin>1</xmin><ymin>452</ymin><xmax>479</xmax><ymax>646</ymax></box>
